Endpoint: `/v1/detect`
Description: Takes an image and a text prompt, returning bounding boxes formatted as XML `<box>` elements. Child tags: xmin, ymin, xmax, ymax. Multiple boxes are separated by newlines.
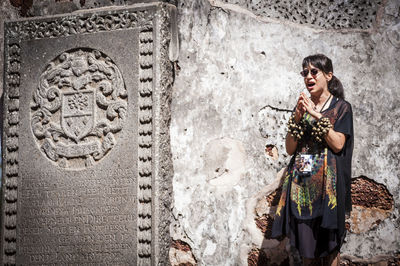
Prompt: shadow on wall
<box><xmin>249</xmin><ymin>175</ymin><xmax>396</xmax><ymax>266</ymax></box>
<box><xmin>249</xmin><ymin>170</ymin><xmax>298</xmax><ymax>266</ymax></box>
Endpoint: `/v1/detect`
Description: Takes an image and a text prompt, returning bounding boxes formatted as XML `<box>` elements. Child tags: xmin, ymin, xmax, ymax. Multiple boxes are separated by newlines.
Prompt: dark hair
<box><xmin>302</xmin><ymin>54</ymin><xmax>344</xmax><ymax>99</ymax></box>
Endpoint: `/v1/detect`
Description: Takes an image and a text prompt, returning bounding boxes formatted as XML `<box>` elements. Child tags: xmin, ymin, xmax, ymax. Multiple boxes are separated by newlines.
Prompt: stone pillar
<box><xmin>1</xmin><ymin>3</ymin><xmax>175</xmax><ymax>265</ymax></box>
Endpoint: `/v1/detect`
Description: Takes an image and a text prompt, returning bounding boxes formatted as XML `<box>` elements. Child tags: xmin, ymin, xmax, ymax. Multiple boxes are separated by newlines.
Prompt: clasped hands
<box><xmin>294</xmin><ymin>92</ymin><xmax>322</xmax><ymax>122</ymax></box>
<box><xmin>289</xmin><ymin>92</ymin><xmax>345</xmax><ymax>153</ymax></box>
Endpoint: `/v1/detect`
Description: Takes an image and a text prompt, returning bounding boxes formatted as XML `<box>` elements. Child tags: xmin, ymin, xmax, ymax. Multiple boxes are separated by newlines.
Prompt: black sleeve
<box><xmin>334</xmin><ymin>101</ymin><xmax>353</xmax><ymax>138</ymax></box>
<box><xmin>334</xmin><ymin>101</ymin><xmax>355</xmax><ymax>237</ymax></box>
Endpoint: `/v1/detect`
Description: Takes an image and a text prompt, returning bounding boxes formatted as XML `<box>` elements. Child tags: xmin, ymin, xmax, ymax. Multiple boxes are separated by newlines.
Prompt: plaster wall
<box><xmin>171</xmin><ymin>0</ymin><xmax>400</xmax><ymax>264</ymax></box>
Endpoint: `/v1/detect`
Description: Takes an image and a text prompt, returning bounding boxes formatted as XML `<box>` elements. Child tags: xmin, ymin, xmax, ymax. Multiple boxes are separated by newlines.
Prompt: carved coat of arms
<box><xmin>31</xmin><ymin>49</ymin><xmax>128</xmax><ymax>168</ymax></box>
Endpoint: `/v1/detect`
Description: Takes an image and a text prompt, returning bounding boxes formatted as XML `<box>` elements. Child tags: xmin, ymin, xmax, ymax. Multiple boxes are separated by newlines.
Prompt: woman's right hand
<box><xmin>294</xmin><ymin>95</ymin><xmax>305</xmax><ymax>123</ymax></box>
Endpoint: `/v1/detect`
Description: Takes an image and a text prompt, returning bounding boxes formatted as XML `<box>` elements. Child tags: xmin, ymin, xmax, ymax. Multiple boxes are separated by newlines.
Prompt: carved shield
<box><xmin>61</xmin><ymin>90</ymin><xmax>95</xmax><ymax>142</ymax></box>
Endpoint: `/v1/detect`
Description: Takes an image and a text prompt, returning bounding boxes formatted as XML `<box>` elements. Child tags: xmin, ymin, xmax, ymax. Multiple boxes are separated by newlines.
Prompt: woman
<box><xmin>271</xmin><ymin>54</ymin><xmax>354</xmax><ymax>266</ymax></box>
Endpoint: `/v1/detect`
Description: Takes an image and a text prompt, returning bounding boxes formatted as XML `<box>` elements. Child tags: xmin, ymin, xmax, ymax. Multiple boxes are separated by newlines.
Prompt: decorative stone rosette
<box><xmin>30</xmin><ymin>48</ymin><xmax>127</xmax><ymax>169</ymax></box>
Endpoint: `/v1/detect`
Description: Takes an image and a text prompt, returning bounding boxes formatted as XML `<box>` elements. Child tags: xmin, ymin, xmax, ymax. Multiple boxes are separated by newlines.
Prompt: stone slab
<box><xmin>1</xmin><ymin>3</ymin><xmax>175</xmax><ymax>265</ymax></box>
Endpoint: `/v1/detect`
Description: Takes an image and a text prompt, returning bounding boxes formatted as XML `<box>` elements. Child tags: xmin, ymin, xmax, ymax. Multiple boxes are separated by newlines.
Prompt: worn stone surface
<box><xmin>1</xmin><ymin>3</ymin><xmax>175</xmax><ymax>265</ymax></box>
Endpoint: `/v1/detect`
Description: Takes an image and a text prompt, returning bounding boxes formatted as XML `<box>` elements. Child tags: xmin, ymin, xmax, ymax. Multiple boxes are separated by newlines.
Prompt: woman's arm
<box><xmin>324</xmin><ymin>129</ymin><xmax>346</xmax><ymax>153</ymax></box>
<box><xmin>299</xmin><ymin>93</ymin><xmax>346</xmax><ymax>153</ymax></box>
<box><xmin>285</xmin><ymin>132</ymin><xmax>298</xmax><ymax>155</ymax></box>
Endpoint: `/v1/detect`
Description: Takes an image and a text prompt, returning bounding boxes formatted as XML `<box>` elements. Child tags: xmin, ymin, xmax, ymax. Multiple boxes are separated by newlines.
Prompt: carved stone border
<box><xmin>137</xmin><ymin>24</ymin><xmax>154</xmax><ymax>265</ymax></box>
<box><xmin>1</xmin><ymin>3</ymin><xmax>174</xmax><ymax>265</ymax></box>
<box><xmin>2</xmin><ymin>42</ymin><xmax>21</xmax><ymax>266</ymax></box>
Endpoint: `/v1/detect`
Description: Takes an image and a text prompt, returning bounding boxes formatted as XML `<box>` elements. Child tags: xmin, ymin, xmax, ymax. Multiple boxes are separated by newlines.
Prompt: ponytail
<box><xmin>328</xmin><ymin>75</ymin><xmax>344</xmax><ymax>99</ymax></box>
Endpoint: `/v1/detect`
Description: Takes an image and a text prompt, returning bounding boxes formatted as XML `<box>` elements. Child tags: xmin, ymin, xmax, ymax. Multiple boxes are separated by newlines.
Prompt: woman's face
<box><xmin>302</xmin><ymin>64</ymin><xmax>332</xmax><ymax>96</ymax></box>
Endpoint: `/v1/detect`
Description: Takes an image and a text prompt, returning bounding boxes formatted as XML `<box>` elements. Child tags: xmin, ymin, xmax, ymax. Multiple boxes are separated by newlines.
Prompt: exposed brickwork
<box><xmin>170</xmin><ymin>240</ymin><xmax>197</xmax><ymax>266</ymax></box>
<box><xmin>255</xmin><ymin>213</ymin><xmax>285</xmax><ymax>241</ymax></box>
<box><xmin>171</xmin><ymin>240</ymin><xmax>193</xmax><ymax>253</ymax></box>
<box><xmin>255</xmin><ymin>214</ymin><xmax>273</xmax><ymax>235</ymax></box>
<box><xmin>266</xmin><ymin>186</ymin><xmax>282</xmax><ymax>207</ymax></box>
<box><xmin>265</xmin><ymin>144</ymin><xmax>278</xmax><ymax>160</ymax></box>
<box><xmin>254</xmin><ymin>186</ymin><xmax>284</xmax><ymax>240</ymax></box>
<box><xmin>351</xmin><ymin>176</ymin><xmax>394</xmax><ymax>210</ymax></box>
<box><xmin>248</xmin><ymin>248</ymin><xmax>269</xmax><ymax>266</ymax></box>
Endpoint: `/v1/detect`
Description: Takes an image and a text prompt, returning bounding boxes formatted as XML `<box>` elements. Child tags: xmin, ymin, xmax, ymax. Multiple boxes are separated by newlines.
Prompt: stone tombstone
<box><xmin>1</xmin><ymin>2</ymin><xmax>175</xmax><ymax>265</ymax></box>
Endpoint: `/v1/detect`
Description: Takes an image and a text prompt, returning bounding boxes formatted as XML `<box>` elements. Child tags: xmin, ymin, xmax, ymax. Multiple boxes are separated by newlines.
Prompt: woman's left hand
<box><xmin>299</xmin><ymin>92</ymin><xmax>322</xmax><ymax>120</ymax></box>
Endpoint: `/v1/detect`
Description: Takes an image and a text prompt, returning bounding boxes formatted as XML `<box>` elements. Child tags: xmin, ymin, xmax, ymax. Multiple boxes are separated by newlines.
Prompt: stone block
<box><xmin>1</xmin><ymin>3</ymin><xmax>175</xmax><ymax>265</ymax></box>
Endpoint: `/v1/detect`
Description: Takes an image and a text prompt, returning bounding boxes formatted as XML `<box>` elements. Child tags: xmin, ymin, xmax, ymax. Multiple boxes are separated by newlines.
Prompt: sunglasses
<box><xmin>300</xmin><ymin>68</ymin><xmax>320</xmax><ymax>77</ymax></box>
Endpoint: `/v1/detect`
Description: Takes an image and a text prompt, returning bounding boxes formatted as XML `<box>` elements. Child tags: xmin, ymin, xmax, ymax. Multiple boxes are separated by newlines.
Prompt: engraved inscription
<box><xmin>18</xmin><ymin>169</ymin><xmax>136</xmax><ymax>265</ymax></box>
<box><xmin>30</xmin><ymin>49</ymin><xmax>128</xmax><ymax>169</ymax></box>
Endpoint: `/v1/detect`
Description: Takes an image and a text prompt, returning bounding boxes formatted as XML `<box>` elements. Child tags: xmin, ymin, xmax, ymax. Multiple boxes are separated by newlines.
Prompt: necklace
<box><xmin>317</xmin><ymin>94</ymin><xmax>332</xmax><ymax>113</ymax></box>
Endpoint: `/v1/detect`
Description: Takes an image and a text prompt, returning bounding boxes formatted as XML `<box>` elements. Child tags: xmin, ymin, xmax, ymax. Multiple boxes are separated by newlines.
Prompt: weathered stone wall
<box><xmin>171</xmin><ymin>0</ymin><xmax>400</xmax><ymax>265</ymax></box>
<box><xmin>1</xmin><ymin>0</ymin><xmax>399</xmax><ymax>265</ymax></box>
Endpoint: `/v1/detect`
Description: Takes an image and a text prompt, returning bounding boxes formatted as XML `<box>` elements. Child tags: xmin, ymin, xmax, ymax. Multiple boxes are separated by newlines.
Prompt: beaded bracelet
<box><xmin>287</xmin><ymin>114</ymin><xmax>306</xmax><ymax>141</ymax></box>
<box><xmin>311</xmin><ymin>117</ymin><xmax>332</xmax><ymax>143</ymax></box>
